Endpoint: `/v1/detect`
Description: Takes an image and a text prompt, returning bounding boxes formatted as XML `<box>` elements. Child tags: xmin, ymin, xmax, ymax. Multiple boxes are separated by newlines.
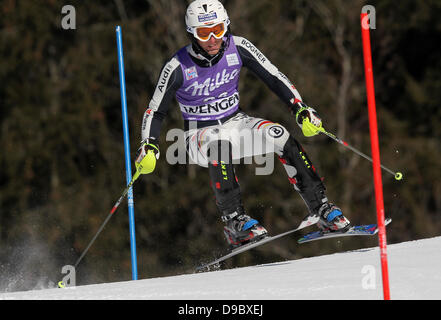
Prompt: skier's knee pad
<box><xmin>207</xmin><ymin>140</ymin><xmax>242</xmax><ymax>213</ymax></box>
<box><xmin>207</xmin><ymin>139</ymin><xmax>231</xmax><ymax>164</ymax></box>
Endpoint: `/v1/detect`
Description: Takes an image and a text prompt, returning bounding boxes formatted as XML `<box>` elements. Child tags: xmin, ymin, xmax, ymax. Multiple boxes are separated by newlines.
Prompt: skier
<box><xmin>135</xmin><ymin>0</ymin><xmax>350</xmax><ymax>248</ymax></box>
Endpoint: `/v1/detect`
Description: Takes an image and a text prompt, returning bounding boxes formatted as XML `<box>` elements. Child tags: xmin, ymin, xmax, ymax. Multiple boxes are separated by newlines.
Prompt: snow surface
<box><xmin>1</xmin><ymin>236</ymin><xmax>441</xmax><ymax>300</ymax></box>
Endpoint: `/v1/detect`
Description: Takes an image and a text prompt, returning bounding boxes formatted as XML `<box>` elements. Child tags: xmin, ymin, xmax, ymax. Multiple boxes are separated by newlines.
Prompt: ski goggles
<box><xmin>193</xmin><ymin>22</ymin><xmax>227</xmax><ymax>42</ymax></box>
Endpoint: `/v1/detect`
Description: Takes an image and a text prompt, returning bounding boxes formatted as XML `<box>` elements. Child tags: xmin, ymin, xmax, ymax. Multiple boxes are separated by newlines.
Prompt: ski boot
<box><xmin>222</xmin><ymin>207</ymin><xmax>268</xmax><ymax>249</ymax></box>
<box><xmin>317</xmin><ymin>203</ymin><xmax>350</xmax><ymax>232</ymax></box>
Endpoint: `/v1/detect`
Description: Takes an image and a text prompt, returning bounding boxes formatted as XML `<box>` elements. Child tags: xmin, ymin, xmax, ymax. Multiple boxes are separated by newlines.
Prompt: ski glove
<box><xmin>135</xmin><ymin>139</ymin><xmax>160</xmax><ymax>174</ymax></box>
<box><xmin>294</xmin><ymin>102</ymin><xmax>323</xmax><ymax>137</ymax></box>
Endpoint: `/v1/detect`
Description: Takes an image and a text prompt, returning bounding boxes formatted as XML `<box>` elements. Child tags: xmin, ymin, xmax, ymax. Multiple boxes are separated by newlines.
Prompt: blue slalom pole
<box><xmin>115</xmin><ymin>25</ymin><xmax>138</xmax><ymax>280</ymax></box>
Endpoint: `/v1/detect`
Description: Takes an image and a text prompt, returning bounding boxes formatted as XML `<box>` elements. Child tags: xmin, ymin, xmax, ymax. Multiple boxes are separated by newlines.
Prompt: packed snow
<box><xmin>1</xmin><ymin>236</ymin><xmax>440</xmax><ymax>300</ymax></box>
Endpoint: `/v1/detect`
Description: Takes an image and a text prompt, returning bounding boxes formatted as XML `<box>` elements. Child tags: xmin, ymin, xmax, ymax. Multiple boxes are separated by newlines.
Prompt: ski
<box><xmin>196</xmin><ymin>213</ymin><xmax>320</xmax><ymax>272</ymax></box>
<box><xmin>297</xmin><ymin>218</ymin><xmax>392</xmax><ymax>244</ymax></box>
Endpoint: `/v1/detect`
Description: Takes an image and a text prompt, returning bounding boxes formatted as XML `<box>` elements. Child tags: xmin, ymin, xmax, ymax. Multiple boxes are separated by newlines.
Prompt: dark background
<box><xmin>1</xmin><ymin>0</ymin><xmax>440</xmax><ymax>291</ymax></box>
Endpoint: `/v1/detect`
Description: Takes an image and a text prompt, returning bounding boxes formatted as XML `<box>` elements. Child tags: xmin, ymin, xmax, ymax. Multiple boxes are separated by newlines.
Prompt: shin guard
<box><xmin>207</xmin><ymin>140</ymin><xmax>242</xmax><ymax>216</ymax></box>
<box><xmin>278</xmin><ymin>136</ymin><xmax>329</xmax><ymax>214</ymax></box>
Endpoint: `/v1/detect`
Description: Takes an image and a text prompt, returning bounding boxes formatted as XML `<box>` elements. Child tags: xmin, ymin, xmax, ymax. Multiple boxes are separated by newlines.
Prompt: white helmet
<box><xmin>185</xmin><ymin>0</ymin><xmax>230</xmax><ymax>42</ymax></box>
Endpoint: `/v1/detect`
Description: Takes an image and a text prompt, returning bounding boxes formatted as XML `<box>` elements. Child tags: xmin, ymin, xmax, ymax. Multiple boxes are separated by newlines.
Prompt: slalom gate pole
<box><xmin>116</xmin><ymin>25</ymin><xmax>138</xmax><ymax>280</ymax></box>
<box><xmin>360</xmin><ymin>12</ymin><xmax>390</xmax><ymax>300</ymax></box>
<box><xmin>72</xmin><ymin>171</ymin><xmax>141</xmax><ymax>271</ymax></box>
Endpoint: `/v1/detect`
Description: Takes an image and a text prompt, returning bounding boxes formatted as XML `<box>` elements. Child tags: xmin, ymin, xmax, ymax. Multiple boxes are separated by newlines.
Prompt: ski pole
<box><xmin>57</xmin><ymin>169</ymin><xmax>142</xmax><ymax>288</ymax></box>
<box><xmin>319</xmin><ymin>127</ymin><xmax>403</xmax><ymax>181</ymax></box>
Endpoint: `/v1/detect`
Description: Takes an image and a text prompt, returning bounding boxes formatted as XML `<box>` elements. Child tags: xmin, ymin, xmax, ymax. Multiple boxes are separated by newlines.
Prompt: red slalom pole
<box><xmin>361</xmin><ymin>12</ymin><xmax>391</xmax><ymax>300</ymax></box>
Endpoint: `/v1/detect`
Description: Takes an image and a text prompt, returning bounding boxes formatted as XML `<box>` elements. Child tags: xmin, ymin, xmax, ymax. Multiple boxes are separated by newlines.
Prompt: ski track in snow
<box><xmin>1</xmin><ymin>236</ymin><xmax>440</xmax><ymax>300</ymax></box>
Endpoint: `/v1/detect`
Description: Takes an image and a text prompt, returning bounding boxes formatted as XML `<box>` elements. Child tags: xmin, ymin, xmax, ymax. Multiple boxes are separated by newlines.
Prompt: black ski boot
<box><xmin>317</xmin><ymin>203</ymin><xmax>350</xmax><ymax>232</ymax></box>
<box><xmin>222</xmin><ymin>206</ymin><xmax>268</xmax><ymax>248</ymax></box>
